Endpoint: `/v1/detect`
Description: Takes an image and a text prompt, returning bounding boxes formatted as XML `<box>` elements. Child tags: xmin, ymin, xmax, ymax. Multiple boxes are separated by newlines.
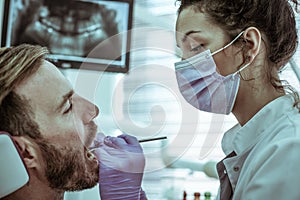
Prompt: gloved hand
<box><xmin>93</xmin><ymin>133</ymin><xmax>147</xmax><ymax>200</ymax></box>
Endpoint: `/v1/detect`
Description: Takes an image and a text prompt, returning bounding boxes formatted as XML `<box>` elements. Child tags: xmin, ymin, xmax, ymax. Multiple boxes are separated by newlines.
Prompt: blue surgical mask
<box><xmin>175</xmin><ymin>31</ymin><xmax>251</xmax><ymax>114</ymax></box>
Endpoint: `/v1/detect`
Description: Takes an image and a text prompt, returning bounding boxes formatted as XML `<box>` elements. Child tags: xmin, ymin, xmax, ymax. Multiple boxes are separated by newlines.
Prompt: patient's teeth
<box><xmin>86</xmin><ymin>151</ymin><xmax>98</xmax><ymax>164</ymax></box>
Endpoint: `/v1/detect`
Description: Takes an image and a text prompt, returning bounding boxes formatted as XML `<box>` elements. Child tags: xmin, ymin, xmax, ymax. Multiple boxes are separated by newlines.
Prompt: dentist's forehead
<box><xmin>176</xmin><ymin>9</ymin><xmax>208</xmax><ymax>44</ymax></box>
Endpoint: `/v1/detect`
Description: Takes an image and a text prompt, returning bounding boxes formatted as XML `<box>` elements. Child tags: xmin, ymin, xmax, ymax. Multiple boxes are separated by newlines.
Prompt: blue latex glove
<box><xmin>93</xmin><ymin>133</ymin><xmax>147</xmax><ymax>200</ymax></box>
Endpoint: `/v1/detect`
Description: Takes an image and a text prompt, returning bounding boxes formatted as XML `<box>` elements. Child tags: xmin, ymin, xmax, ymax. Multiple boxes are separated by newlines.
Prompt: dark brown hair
<box><xmin>177</xmin><ymin>0</ymin><xmax>300</xmax><ymax>110</ymax></box>
<box><xmin>0</xmin><ymin>44</ymin><xmax>48</xmax><ymax>137</ymax></box>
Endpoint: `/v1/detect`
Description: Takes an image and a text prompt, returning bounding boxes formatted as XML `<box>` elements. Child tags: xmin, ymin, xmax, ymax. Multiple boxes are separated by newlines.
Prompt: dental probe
<box><xmin>138</xmin><ymin>136</ymin><xmax>167</xmax><ymax>143</ymax></box>
<box><xmin>88</xmin><ymin>136</ymin><xmax>167</xmax><ymax>152</ymax></box>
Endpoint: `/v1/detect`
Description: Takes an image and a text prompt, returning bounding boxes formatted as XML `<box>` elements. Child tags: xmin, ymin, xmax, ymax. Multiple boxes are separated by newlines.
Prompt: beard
<box><xmin>36</xmin><ymin>122</ymin><xmax>99</xmax><ymax>191</ymax></box>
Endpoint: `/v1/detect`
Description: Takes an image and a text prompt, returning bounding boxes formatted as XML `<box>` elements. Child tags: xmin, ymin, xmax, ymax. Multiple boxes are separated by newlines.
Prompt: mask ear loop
<box><xmin>235</xmin><ymin>56</ymin><xmax>255</xmax><ymax>81</ymax></box>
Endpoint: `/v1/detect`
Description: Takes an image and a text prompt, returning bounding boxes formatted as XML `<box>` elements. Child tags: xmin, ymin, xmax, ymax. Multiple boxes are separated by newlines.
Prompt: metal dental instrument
<box><xmin>88</xmin><ymin>136</ymin><xmax>168</xmax><ymax>152</ymax></box>
<box><xmin>138</xmin><ymin>136</ymin><xmax>167</xmax><ymax>143</ymax></box>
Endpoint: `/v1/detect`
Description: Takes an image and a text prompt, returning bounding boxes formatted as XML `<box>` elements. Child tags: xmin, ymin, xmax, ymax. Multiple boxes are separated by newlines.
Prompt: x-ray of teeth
<box><xmin>21</xmin><ymin>0</ymin><xmax>120</xmax><ymax>58</ymax></box>
<box><xmin>2</xmin><ymin>0</ymin><xmax>133</xmax><ymax>72</ymax></box>
<box><xmin>12</xmin><ymin>0</ymin><xmax>122</xmax><ymax>59</ymax></box>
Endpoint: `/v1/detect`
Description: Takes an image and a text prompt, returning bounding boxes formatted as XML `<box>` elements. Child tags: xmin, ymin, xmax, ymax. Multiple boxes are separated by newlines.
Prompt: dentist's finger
<box><xmin>117</xmin><ymin>134</ymin><xmax>139</xmax><ymax>144</ymax></box>
<box><xmin>103</xmin><ymin>136</ymin><xmax>126</xmax><ymax>149</ymax></box>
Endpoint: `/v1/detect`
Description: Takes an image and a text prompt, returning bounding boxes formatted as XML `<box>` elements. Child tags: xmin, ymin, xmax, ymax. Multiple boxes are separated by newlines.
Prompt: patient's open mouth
<box><xmin>85</xmin><ymin>147</ymin><xmax>99</xmax><ymax>164</ymax></box>
<box><xmin>85</xmin><ymin>140</ymin><xmax>102</xmax><ymax>164</ymax></box>
<box><xmin>86</xmin><ymin>150</ymin><xmax>97</xmax><ymax>161</ymax></box>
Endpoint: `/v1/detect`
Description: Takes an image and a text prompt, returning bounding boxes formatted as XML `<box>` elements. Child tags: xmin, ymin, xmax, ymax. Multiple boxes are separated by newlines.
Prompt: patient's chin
<box><xmin>39</xmin><ymin>140</ymin><xmax>99</xmax><ymax>191</ymax></box>
<box><xmin>57</xmin><ymin>156</ymin><xmax>99</xmax><ymax>191</ymax></box>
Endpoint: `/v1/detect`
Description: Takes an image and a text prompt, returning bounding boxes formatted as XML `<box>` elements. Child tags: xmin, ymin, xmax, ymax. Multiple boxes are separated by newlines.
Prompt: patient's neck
<box><xmin>2</xmin><ymin>190</ymin><xmax>64</xmax><ymax>200</ymax></box>
<box><xmin>2</xmin><ymin>175</ymin><xmax>64</xmax><ymax>200</ymax></box>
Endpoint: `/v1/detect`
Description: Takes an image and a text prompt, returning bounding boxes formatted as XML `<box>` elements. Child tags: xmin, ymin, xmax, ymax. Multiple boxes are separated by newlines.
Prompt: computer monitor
<box><xmin>1</xmin><ymin>0</ymin><xmax>134</xmax><ymax>73</ymax></box>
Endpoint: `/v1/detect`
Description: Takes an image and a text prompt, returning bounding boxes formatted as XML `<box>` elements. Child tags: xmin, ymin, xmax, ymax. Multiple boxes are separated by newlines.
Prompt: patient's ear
<box><xmin>12</xmin><ymin>136</ymin><xmax>40</xmax><ymax>169</ymax></box>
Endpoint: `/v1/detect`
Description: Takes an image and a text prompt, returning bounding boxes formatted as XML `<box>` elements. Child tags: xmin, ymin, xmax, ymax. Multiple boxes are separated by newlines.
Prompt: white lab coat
<box><xmin>216</xmin><ymin>95</ymin><xmax>300</xmax><ymax>200</ymax></box>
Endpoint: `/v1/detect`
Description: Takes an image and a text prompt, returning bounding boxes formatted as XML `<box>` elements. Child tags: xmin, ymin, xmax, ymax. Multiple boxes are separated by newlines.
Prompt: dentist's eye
<box><xmin>64</xmin><ymin>99</ymin><xmax>73</xmax><ymax>114</ymax></box>
<box><xmin>191</xmin><ymin>44</ymin><xmax>204</xmax><ymax>52</ymax></box>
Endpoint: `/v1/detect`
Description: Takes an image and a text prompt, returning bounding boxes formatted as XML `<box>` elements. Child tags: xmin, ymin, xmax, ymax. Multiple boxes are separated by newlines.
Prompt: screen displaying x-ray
<box><xmin>1</xmin><ymin>0</ymin><xmax>133</xmax><ymax>72</ymax></box>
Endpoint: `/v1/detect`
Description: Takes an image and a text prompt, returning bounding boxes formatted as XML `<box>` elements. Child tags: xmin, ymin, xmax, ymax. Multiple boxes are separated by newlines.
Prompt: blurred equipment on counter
<box><xmin>161</xmin><ymin>144</ymin><xmax>218</xmax><ymax>179</ymax></box>
<box><xmin>194</xmin><ymin>192</ymin><xmax>200</xmax><ymax>200</ymax></box>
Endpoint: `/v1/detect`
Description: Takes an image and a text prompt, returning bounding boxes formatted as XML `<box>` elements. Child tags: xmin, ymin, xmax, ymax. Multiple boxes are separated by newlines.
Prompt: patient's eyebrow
<box><xmin>56</xmin><ymin>90</ymin><xmax>74</xmax><ymax>113</ymax></box>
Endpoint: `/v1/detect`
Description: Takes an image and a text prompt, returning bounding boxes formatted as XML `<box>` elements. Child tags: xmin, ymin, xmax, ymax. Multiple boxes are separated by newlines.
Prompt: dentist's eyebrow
<box><xmin>182</xmin><ymin>30</ymin><xmax>202</xmax><ymax>42</ymax></box>
<box><xmin>56</xmin><ymin>90</ymin><xmax>74</xmax><ymax>112</ymax></box>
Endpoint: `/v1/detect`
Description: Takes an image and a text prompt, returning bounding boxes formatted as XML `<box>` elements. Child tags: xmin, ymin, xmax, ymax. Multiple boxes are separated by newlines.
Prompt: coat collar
<box><xmin>222</xmin><ymin>95</ymin><xmax>295</xmax><ymax>155</ymax></box>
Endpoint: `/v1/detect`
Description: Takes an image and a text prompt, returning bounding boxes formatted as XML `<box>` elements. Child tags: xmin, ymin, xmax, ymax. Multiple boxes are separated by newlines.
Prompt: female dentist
<box><xmin>174</xmin><ymin>0</ymin><xmax>300</xmax><ymax>199</ymax></box>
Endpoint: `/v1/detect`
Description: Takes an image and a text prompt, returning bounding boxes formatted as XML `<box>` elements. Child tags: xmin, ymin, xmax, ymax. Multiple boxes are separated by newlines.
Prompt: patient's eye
<box><xmin>63</xmin><ymin>98</ymin><xmax>73</xmax><ymax>114</ymax></box>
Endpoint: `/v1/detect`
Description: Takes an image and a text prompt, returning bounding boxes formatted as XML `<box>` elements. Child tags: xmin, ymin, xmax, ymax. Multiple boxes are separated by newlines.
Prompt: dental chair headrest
<box><xmin>0</xmin><ymin>132</ymin><xmax>29</xmax><ymax>198</ymax></box>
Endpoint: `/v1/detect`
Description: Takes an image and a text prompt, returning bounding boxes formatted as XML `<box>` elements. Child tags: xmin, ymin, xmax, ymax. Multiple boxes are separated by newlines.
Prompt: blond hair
<box><xmin>0</xmin><ymin>44</ymin><xmax>48</xmax><ymax>105</ymax></box>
